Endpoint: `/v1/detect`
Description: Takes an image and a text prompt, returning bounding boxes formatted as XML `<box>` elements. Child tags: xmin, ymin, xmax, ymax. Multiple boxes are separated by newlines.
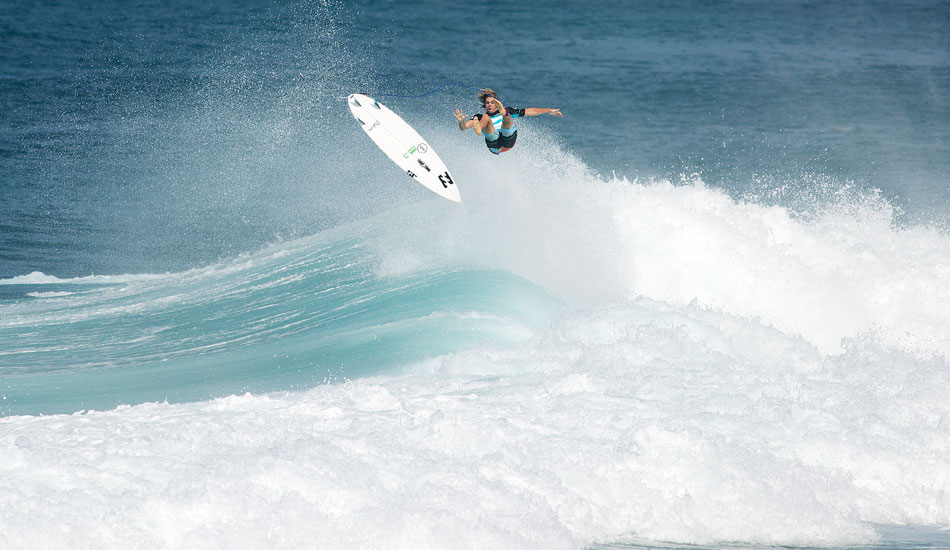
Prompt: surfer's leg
<box><xmin>474</xmin><ymin>115</ymin><xmax>494</xmax><ymax>137</ymax></box>
<box><xmin>498</xmin><ymin>118</ymin><xmax>517</xmax><ymax>148</ymax></box>
<box><xmin>498</xmin><ymin>128</ymin><xmax>517</xmax><ymax>151</ymax></box>
<box><xmin>481</xmin><ymin>121</ymin><xmax>500</xmax><ymax>145</ymax></box>
<box><xmin>484</xmin><ymin>130</ymin><xmax>502</xmax><ymax>154</ymax></box>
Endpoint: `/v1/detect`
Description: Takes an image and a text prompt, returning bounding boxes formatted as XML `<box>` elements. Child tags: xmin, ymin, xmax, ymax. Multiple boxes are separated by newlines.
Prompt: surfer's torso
<box><xmin>473</xmin><ymin>108</ymin><xmax>525</xmax><ymax>133</ymax></box>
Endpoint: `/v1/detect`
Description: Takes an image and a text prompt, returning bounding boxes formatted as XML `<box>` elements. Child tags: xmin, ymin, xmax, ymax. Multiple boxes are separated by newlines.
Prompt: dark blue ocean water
<box><xmin>3</xmin><ymin>0</ymin><xmax>948</xmax><ymax>279</ymax></box>
<box><xmin>2</xmin><ymin>1</ymin><xmax>950</xmax><ymax>549</ymax></box>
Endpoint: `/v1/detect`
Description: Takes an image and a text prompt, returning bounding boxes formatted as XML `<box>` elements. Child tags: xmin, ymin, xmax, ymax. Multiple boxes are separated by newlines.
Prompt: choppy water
<box><xmin>2</xmin><ymin>1</ymin><xmax>949</xmax><ymax>549</ymax></box>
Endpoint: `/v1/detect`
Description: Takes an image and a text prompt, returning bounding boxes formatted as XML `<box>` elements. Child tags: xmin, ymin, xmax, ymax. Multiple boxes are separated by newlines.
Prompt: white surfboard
<box><xmin>347</xmin><ymin>93</ymin><xmax>460</xmax><ymax>203</ymax></box>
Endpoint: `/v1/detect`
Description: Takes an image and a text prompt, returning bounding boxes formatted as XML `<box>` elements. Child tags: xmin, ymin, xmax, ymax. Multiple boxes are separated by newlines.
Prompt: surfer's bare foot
<box><xmin>472</xmin><ymin>116</ymin><xmax>483</xmax><ymax>135</ymax></box>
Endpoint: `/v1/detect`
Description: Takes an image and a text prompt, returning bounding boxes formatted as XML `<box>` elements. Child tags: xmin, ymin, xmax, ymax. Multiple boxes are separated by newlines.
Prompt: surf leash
<box><xmin>364</xmin><ymin>82</ymin><xmax>485</xmax><ymax>99</ymax></box>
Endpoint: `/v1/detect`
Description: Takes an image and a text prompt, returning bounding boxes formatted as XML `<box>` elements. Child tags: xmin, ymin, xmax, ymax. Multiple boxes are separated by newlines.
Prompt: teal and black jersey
<box><xmin>472</xmin><ymin>108</ymin><xmax>525</xmax><ymax>133</ymax></box>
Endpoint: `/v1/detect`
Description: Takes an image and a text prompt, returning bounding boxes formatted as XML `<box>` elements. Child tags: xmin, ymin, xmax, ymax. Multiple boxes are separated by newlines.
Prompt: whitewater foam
<box><xmin>3</xmin><ymin>298</ymin><xmax>948</xmax><ymax>549</ymax></box>
<box><xmin>369</xmin><ymin>132</ymin><xmax>950</xmax><ymax>359</ymax></box>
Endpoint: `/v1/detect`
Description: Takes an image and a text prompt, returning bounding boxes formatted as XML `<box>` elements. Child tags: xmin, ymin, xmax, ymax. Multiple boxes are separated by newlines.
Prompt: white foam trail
<box><xmin>25</xmin><ymin>291</ymin><xmax>76</xmax><ymax>298</ymax></box>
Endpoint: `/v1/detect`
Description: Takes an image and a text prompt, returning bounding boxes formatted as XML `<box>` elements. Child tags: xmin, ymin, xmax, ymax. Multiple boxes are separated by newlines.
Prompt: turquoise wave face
<box><xmin>0</xmin><ymin>233</ymin><xmax>561</xmax><ymax>416</ymax></box>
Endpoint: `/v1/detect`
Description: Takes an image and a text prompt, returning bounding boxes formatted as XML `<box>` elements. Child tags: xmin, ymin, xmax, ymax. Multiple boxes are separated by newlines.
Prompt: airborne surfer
<box><xmin>453</xmin><ymin>88</ymin><xmax>562</xmax><ymax>155</ymax></box>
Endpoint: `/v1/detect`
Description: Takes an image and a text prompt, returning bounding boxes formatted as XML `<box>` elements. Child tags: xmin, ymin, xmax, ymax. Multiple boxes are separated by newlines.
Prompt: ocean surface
<box><xmin>2</xmin><ymin>0</ymin><xmax>950</xmax><ymax>548</ymax></box>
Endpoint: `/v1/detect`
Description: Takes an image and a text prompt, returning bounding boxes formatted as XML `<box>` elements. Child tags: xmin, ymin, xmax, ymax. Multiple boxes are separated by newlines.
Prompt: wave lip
<box><xmin>377</xmin><ymin>135</ymin><xmax>950</xmax><ymax>361</ymax></box>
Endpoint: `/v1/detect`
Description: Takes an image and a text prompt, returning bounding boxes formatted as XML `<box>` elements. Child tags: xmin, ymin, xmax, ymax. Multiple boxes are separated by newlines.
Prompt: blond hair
<box><xmin>477</xmin><ymin>88</ymin><xmax>498</xmax><ymax>104</ymax></box>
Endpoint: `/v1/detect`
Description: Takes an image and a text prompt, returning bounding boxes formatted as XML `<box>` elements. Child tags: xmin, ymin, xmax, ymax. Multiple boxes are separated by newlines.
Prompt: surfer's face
<box><xmin>483</xmin><ymin>97</ymin><xmax>498</xmax><ymax>112</ymax></box>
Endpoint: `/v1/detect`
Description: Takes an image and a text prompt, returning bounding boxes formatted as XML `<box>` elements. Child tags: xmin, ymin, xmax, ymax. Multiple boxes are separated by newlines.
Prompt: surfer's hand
<box><xmin>491</xmin><ymin>98</ymin><xmax>506</xmax><ymax>115</ymax></box>
<box><xmin>549</xmin><ymin>108</ymin><xmax>563</xmax><ymax>117</ymax></box>
<box><xmin>453</xmin><ymin>108</ymin><xmax>466</xmax><ymax>122</ymax></box>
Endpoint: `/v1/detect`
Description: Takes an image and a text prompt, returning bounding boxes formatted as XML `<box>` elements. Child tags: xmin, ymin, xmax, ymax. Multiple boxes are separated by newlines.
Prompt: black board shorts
<box><xmin>485</xmin><ymin>130</ymin><xmax>517</xmax><ymax>154</ymax></box>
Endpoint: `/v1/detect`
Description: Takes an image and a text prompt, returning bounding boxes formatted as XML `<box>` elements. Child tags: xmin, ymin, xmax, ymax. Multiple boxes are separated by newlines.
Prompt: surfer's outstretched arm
<box><xmin>524</xmin><ymin>107</ymin><xmax>563</xmax><ymax>117</ymax></box>
<box><xmin>454</xmin><ymin>108</ymin><xmax>475</xmax><ymax>131</ymax></box>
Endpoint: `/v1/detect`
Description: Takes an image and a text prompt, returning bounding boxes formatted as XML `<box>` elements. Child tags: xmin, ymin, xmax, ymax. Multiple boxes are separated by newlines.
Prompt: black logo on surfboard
<box><xmin>438</xmin><ymin>172</ymin><xmax>454</xmax><ymax>188</ymax></box>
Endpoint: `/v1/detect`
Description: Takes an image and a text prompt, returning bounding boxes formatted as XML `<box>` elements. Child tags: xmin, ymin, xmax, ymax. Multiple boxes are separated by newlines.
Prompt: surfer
<box><xmin>453</xmin><ymin>89</ymin><xmax>562</xmax><ymax>155</ymax></box>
